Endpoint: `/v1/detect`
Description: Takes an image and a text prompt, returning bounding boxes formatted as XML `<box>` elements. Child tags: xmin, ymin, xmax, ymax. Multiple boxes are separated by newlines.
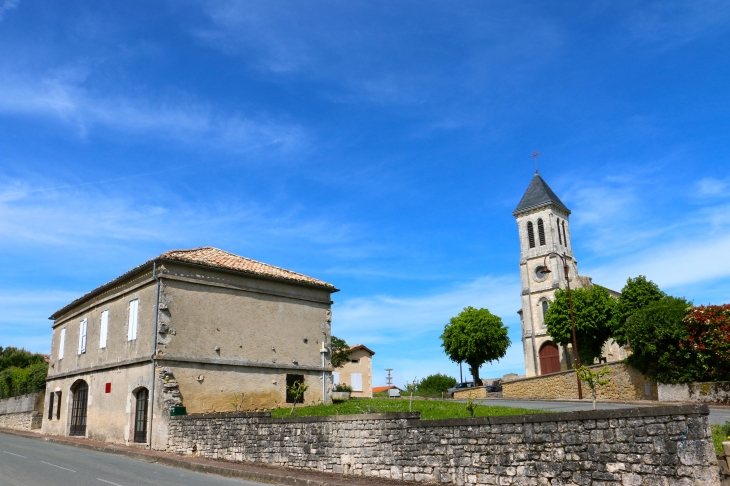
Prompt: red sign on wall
<box><xmin>105</xmin><ymin>383</ymin><xmax>112</xmax><ymax>393</ymax></box>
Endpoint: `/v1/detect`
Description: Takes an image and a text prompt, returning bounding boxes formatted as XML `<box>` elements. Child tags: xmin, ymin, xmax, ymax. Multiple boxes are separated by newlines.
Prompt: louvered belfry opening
<box><xmin>134</xmin><ymin>388</ymin><xmax>149</xmax><ymax>443</ymax></box>
<box><xmin>557</xmin><ymin>218</ymin><xmax>563</xmax><ymax>245</ymax></box>
<box><xmin>527</xmin><ymin>222</ymin><xmax>535</xmax><ymax>248</ymax></box>
<box><xmin>70</xmin><ymin>381</ymin><xmax>88</xmax><ymax>436</ymax></box>
<box><xmin>537</xmin><ymin>219</ymin><xmax>546</xmax><ymax>246</ymax></box>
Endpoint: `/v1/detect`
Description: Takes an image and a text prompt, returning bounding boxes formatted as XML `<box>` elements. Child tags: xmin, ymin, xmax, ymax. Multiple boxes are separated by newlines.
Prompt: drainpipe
<box><xmin>320</xmin><ymin>341</ymin><xmax>327</xmax><ymax>404</ymax></box>
<box><xmin>148</xmin><ymin>261</ymin><xmax>161</xmax><ymax>448</ymax></box>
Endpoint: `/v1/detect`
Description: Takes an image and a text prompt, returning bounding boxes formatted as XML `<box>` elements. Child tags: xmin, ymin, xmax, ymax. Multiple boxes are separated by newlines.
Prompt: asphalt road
<box><xmin>0</xmin><ymin>432</ymin><xmax>274</xmax><ymax>486</ymax></box>
<box><xmin>473</xmin><ymin>398</ymin><xmax>730</xmax><ymax>425</ymax></box>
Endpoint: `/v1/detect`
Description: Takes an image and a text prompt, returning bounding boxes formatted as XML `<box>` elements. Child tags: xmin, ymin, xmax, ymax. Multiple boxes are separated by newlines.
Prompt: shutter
<box><xmin>59</xmin><ymin>329</ymin><xmax>66</xmax><ymax>359</ymax></box>
<box><xmin>350</xmin><ymin>373</ymin><xmax>362</xmax><ymax>392</ymax></box>
<box><xmin>78</xmin><ymin>319</ymin><xmax>87</xmax><ymax>354</ymax></box>
<box><xmin>332</xmin><ymin>372</ymin><xmax>340</xmax><ymax>385</ymax></box>
<box><xmin>100</xmin><ymin>310</ymin><xmax>109</xmax><ymax>349</ymax></box>
<box><xmin>128</xmin><ymin>300</ymin><xmax>139</xmax><ymax>341</ymax></box>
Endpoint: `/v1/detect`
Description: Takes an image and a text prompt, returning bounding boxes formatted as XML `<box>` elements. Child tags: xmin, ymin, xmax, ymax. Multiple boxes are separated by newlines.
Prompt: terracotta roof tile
<box><xmin>159</xmin><ymin>247</ymin><xmax>334</xmax><ymax>289</ymax></box>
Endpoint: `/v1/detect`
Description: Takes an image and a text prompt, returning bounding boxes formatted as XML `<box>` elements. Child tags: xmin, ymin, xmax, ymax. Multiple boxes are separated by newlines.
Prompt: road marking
<box><xmin>2</xmin><ymin>451</ymin><xmax>27</xmax><ymax>458</ymax></box>
<box><xmin>98</xmin><ymin>479</ymin><xmax>125</xmax><ymax>486</ymax></box>
<box><xmin>40</xmin><ymin>461</ymin><xmax>76</xmax><ymax>472</ymax></box>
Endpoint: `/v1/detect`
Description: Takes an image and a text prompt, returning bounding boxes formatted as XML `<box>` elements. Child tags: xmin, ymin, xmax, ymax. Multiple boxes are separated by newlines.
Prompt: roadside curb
<box><xmin>0</xmin><ymin>428</ymin><xmax>407</xmax><ymax>486</ymax></box>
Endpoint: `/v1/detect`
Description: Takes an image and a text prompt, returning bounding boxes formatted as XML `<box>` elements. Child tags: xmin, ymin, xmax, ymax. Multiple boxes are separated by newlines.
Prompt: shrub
<box><xmin>679</xmin><ymin>304</ymin><xmax>730</xmax><ymax>382</ymax></box>
<box><xmin>334</xmin><ymin>384</ymin><xmax>352</xmax><ymax>392</ymax></box>
<box><xmin>0</xmin><ymin>362</ymin><xmax>48</xmax><ymax>398</ymax></box>
<box><xmin>418</xmin><ymin>373</ymin><xmax>457</xmax><ymax>394</ymax></box>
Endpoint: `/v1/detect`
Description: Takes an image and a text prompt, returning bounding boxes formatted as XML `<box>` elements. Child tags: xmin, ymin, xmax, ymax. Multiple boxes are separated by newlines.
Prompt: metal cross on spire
<box><xmin>529</xmin><ymin>149</ymin><xmax>543</xmax><ymax>173</ymax></box>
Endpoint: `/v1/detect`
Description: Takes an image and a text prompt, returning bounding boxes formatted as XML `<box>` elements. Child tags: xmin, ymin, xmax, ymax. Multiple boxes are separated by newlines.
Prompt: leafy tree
<box><xmin>440</xmin><ymin>307</ymin><xmax>510</xmax><ymax>386</ymax></box>
<box><xmin>418</xmin><ymin>374</ymin><xmax>457</xmax><ymax>394</ymax></box>
<box><xmin>624</xmin><ymin>296</ymin><xmax>693</xmax><ymax>383</ymax></box>
<box><xmin>679</xmin><ymin>304</ymin><xmax>730</xmax><ymax>382</ymax></box>
<box><xmin>576</xmin><ymin>365</ymin><xmax>611</xmax><ymax>410</ymax></box>
<box><xmin>0</xmin><ymin>347</ymin><xmax>45</xmax><ymax>372</ymax></box>
<box><xmin>611</xmin><ymin>276</ymin><xmax>665</xmax><ymax>346</ymax></box>
<box><xmin>544</xmin><ymin>285</ymin><xmax>615</xmax><ymax>365</ymax></box>
<box><xmin>287</xmin><ymin>380</ymin><xmax>308</xmax><ymax>415</ymax></box>
<box><xmin>330</xmin><ymin>336</ymin><xmax>352</xmax><ymax>368</ymax></box>
<box><xmin>0</xmin><ymin>362</ymin><xmax>48</xmax><ymax>398</ymax></box>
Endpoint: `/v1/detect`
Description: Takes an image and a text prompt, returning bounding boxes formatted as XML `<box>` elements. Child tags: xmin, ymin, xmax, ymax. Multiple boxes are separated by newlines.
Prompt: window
<box><xmin>541</xmin><ymin>300</ymin><xmax>549</xmax><ymax>324</ymax></box>
<box><xmin>350</xmin><ymin>373</ymin><xmax>363</xmax><ymax>392</ymax></box>
<box><xmin>332</xmin><ymin>372</ymin><xmax>340</xmax><ymax>385</ymax></box>
<box><xmin>134</xmin><ymin>388</ymin><xmax>149</xmax><ymax>443</ymax></box>
<box><xmin>55</xmin><ymin>391</ymin><xmax>62</xmax><ymax>420</ymax></box>
<box><xmin>58</xmin><ymin>329</ymin><xmax>66</xmax><ymax>360</ymax></box>
<box><xmin>557</xmin><ymin>218</ymin><xmax>563</xmax><ymax>245</ymax></box>
<box><xmin>78</xmin><ymin>319</ymin><xmax>87</xmax><ymax>355</ymax></box>
<box><xmin>99</xmin><ymin>310</ymin><xmax>109</xmax><ymax>349</ymax></box>
<box><xmin>527</xmin><ymin>222</ymin><xmax>535</xmax><ymax>248</ymax></box>
<box><xmin>48</xmin><ymin>392</ymin><xmax>55</xmax><ymax>420</ymax></box>
<box><xmin>128</xmin><ymin>299</ymin><xmax>139</xmax><ymax>341</ymax></box>
<box><xmin>562</xmin><ymin>221</ymin><xmax>568</xmax><ymax>247</ymax></box>
<box><xmin>350</xmin><ymin>359</ymin><xmax>359</xmax><ymax>364</ymax></box>
<box><xmin>537</xmin><ymin>218</ymin><xmax>546</xmax><ymax>246</ymax></box>
<box><xmin>285</xmin><ymin>374</ymin><xmax>305</xmax><ymax>403</ymax></box>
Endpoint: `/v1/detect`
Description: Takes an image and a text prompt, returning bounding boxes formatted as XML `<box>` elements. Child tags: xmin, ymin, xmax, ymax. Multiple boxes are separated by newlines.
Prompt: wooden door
<box><xmin>539</xmin><ymin>342</ymin><xmax>561</xmax><ymax>375</ymax></box>
<box><xmin>134</xmin><ymin>388</ymin><xmax>149</xmax><ymax>443</ymax></box>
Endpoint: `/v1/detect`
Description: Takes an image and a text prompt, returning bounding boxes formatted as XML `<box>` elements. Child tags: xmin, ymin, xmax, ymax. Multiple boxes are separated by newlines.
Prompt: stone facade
<box><xmin>452</xmin><ymin>386</ymin><xmax>489</xmax><ymax>400</ymax></box>
<box><xmin>502</xmin><ymin>362</ymin><xmax>657</xmax><ymax>401</ymax></box>
<box><xmin>658</xmin><ymin>382</ymin><xmax>730</xmax><ymax>404</ymax></box>
<box><xmin>0</xmin><ymin>393</ymin><xmax>43</xmax><ymax>431</ymax></box>
<box><xmin>167</xmin><ymin>405</ymin><xmax>718</xmax><ymax>485</ymax></box>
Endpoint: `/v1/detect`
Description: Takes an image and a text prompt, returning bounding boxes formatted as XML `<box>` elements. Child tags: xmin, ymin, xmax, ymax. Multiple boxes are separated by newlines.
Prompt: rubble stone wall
<box><xmin>658</xmin><ymin>381</ymin><xmax>730</xmax><ymax>404</ymax></box>
<box><xmin>0</xmin><ymin>393</ymin><xmax>44</xmax><ymax>431</ymax></box>
<box><xmin>501</xmin><ymin>362</ymin><xmax>658</xmax><ymax>401</ymax></box>
<box><xmin>167</xmin><ymin>404</ymin><xmax>718</xmax><ymax>485</ymax></box>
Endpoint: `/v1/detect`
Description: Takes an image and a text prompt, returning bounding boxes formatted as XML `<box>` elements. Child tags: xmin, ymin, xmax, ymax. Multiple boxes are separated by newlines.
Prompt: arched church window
<box><xmin>527</xmin><ymin>222</ymin><xmax>535</xmax><ymax>248</ymax></box>
<box><xmin>541</xmin><ymin>300</ymin><xmax>549</xmax><ymax>323</ymax></box>
<box><xmin>557</xmin><ymin>218</ymin><xmax>563</xmax><ymax>245</ymax></box>
<box><xmin>562</xmin><ymin>221</ymin><xmax>568</xmax><ymax>247</ymax></box>
<box><xmin>537</xmin><ymin>219</ymin><xmax>546</xmax><ymax>246</ymax></box>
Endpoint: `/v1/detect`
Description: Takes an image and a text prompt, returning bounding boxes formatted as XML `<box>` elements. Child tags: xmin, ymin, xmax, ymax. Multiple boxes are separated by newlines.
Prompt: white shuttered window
<box><xmin>100</xmin><ymin>310</ymin><xmax>109</xmax><ymax>349</ymax></box>
<box><xmin>128</xmin><ymin>299</ymin><xmax>139</xmax><ymax>341</ymax></box>
<box><xmin>58</xmin><ymin>329</ymin><xmax>66</xmax><ymax>360</ymax></box>
<box><xmin>78</xmin><ymin>319</ymin><xmax>87</xmax><ymax>355</ymax></box>
<box><xmin>332</xmin><ymin>372</ymin><xmax>340</xmax><ymax>385</ymax></box>
<box><xmin>350</xmin><ymin>373</ymin><xmax>363</xmax><ymax>392</ymax></box>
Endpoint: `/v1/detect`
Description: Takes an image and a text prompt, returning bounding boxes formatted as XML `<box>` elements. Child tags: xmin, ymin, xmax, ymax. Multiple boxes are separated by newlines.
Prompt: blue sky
<box><xmin>1</xmin><ymin>1</ymin><xmax>729</xmax><ymax>388</ymax></box>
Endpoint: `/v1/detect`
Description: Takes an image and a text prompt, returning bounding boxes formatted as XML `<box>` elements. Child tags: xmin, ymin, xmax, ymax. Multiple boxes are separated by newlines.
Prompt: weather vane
<box><xmin>529</xmin><ymin>149</ymin><xmax>543</xmax><ymax>173</ymax></box>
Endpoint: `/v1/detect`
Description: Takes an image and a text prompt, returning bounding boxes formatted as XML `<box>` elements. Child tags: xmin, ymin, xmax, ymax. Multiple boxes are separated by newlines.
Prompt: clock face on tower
<box><xmin>534</xmin><ymin>265</ymin><xmax>549</xmax><ymax>282</ymax></box>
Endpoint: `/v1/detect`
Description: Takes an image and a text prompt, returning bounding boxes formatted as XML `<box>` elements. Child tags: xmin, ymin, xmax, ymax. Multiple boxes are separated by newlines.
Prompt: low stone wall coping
<box><xmin>173</xmin><ymin>411</ymin><xmax>422</xmax><ymax>422</ymax></box>
<box><xmin>414</xmin><ymin>404</ymin><xmax>708</xmax><ymax>428</ymax></box>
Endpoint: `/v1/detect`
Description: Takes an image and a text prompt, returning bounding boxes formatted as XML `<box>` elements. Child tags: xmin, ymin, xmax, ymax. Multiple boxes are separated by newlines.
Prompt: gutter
<box><xmin>148</xmin><ymin>261</ymin><xmax>161</xmax><ymax>448</ymax></box>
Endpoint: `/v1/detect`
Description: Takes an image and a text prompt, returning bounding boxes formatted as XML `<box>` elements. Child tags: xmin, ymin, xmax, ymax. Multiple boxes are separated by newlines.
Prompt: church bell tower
<box><xmin>513</xmin><ymin>172</ymin><xmax>583</xmax><ymax>377</ymax></box>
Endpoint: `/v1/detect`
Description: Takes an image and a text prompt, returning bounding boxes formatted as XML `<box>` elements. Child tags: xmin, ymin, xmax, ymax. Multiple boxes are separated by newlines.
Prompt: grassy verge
<box><xmin>271</xmin><ymin>398</ymin><xmax>549</xmax><ymax>420</ymax></box>
<box><xmin>712</xmin><ymin>423</ymin><xmax>730</xmax><ymax>455</ymax></box>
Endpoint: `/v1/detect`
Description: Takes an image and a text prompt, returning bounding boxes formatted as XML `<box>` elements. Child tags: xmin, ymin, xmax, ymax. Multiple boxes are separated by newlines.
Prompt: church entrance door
<box><xmin>539</xmin><ymin>342</ymin><xmax>561</xmax><ymax>375</ymax></box>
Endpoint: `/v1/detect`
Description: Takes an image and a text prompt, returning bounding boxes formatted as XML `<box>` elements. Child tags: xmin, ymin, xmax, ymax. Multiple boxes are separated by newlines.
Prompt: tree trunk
<box><xmin>469</xmin><ymin>363</ymin><xmax>482</xmax><ymax>386</ymax></box>
<box><xmin>592</xmin><ymin>387</ymin><xmax>597</xmax><ymax>410</ymax></box>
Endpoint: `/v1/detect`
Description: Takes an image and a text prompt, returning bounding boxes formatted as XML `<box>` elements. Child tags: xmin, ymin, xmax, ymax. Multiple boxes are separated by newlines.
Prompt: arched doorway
<box><xmin>70</xmin><ymin>380</ymin><xmax>88</xmax><ymax>436</ymax></box>
<box><xmin>539</xmin><ymin>342</ymin><xmax>561</xmax><ymax>375</ymax></box>
<box><xmin>133</xmin><ymin>388</ymin><xmax>149</xmax><ymax>443</ymax></box>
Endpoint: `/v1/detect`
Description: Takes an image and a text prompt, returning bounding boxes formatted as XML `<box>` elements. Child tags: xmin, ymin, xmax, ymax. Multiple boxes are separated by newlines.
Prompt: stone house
<box><xmin>332</xmin><ymin>344</ymin><xmax>375</xmax><ymax>398</ymax></box>
<box><xmin>514</xmin><ymin>173</ymin><xmax>625</xmax><ymax>377</ymax></box>
<box><xmin>41</xmin><ymin>247</ymin><xmax>338</xmax><ymax>449</ymax></box>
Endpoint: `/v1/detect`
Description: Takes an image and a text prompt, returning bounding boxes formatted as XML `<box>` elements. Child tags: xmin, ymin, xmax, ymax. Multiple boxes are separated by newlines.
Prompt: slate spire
<box><xmin>513</xmin><ymin>173</ymin><xmax>570</xmax><ymax>216</ymax></box>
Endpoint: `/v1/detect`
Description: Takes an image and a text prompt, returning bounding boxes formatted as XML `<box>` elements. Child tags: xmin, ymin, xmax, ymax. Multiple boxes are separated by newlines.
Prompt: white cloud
<box><xmin>0</xmin><ymin>0</ymin><xmax>18</xmax><ymax>22</ymax></box>
<box><xmin>0</xmin><ymin>68</ymin><xmax>305</xmax><ymax>153</ymax></box>
<box><xmin>696</xmin><ymin>177</ymin><xmax>730</xmax><ymax>198</ymax></box>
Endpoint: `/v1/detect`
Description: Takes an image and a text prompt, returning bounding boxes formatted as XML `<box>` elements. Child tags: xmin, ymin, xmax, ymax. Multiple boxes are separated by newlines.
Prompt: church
<box><xmin>513</xmin><ymin>172</ymin><xmax>625</xmax><ymax>377</ymax></box>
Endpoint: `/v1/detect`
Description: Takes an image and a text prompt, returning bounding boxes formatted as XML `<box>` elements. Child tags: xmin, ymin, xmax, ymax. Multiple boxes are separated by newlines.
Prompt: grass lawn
<box><xmin>712</xmin><ymin>423</ymin><xmax>730</xmax><ymax>455</ymax></box>
<box><xmin>271</xmin><ymin>398</ymin><xmax>550</xmax><ymax>420</ymax></box>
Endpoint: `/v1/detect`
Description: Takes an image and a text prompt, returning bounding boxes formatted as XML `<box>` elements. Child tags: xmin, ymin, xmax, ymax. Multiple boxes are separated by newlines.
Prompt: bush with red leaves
<box><xmin>679</xmin><ymin>304</ymin><xmax>730</xmax><ymax>382</ymax></box>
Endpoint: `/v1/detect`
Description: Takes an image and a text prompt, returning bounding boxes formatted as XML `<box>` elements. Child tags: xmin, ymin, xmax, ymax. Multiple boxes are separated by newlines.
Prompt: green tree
<box><xmin>0</xmin><ymin>347</ymin><xmax>45</xmax><ymax>372</ymax></box>
<box><xmin>624</xmin><ymin>296</ymin><xmax>693</xmax><ymax>382</ymax></box>
<box><xmin>287</xmin><ymin>380</ymin><xmax>309</xmax><ymax>415</ymax></box>
<box><xmin>418</xmin><ymin>374</ymin><xmax>457</xmax><ymax>394</ymax></box>
<box><xmin>576</xmin><ymin>365</ymin><xmax>611</xmax><ymax>410</ymax></box>
<box><xmin>330</xmin><ymin>336</ymin><xmax>352</xmax><ymax>368</ymax></box>
<box><xmin>544</xmin><ymin>285</ymin><xmax>615</xmax><ymax>365</ymax></box>
<box><xmin>677</xmin><ymin>304</ymin><xmax>730</xmax><ymax>382</ymax></box>
<box><xmin>611</xmin><ymin>276</ymin><xmax>665</xmax><ymax>346</ymax></box>
<box><xmin>440</xmin><ymin>307</ymin><xmax>510</xmax><ymax>386</ymax></box>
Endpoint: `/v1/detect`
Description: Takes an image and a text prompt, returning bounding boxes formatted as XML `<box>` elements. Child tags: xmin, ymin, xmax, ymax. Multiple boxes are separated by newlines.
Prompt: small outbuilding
<box><xmin>332</xmin><ymin>344</ymin><xmax>375</xmax><ymax>398</ymax></box>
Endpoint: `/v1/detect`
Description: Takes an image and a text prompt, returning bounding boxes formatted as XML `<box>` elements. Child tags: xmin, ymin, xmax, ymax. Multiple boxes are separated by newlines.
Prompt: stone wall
<box><xmin>452</xmin><ymin>386</ymin><xmax>488</xmax><ymax>400</ymax></box>
<box><xmin>0</xmin><ymin>393</ymin><xmax>43</xmax><ymax>431</ymax></box>
<box><xmin>502</xmin><ymin>362</ymin><xmax>658</xmax><ymax>401</ymax></box>
<box><xmin>658</xmin><ymin>381</ymin><xmax>730</xmax><ymax>404</ymax></box>
<box><xmin>167</xmin><ymin>404</ymin><xmax>718</xmax><ymax>485</ymax></box>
